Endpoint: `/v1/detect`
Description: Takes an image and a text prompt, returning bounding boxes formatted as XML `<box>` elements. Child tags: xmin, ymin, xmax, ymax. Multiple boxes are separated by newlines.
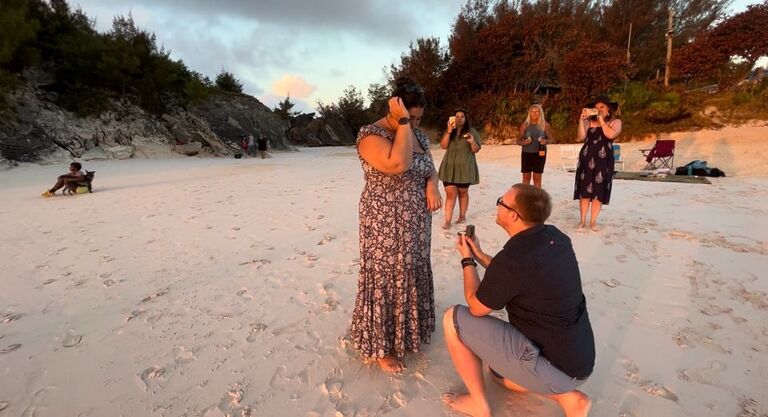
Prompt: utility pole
<box><xmin>626</xmin><ymin>23</ymin><xmax>633</xmax><ymax>66</ymax></box>
<box><xmin>664</xmin><ymin>8</ymin><xmax>674</xmax><ymax>87</ymax></box>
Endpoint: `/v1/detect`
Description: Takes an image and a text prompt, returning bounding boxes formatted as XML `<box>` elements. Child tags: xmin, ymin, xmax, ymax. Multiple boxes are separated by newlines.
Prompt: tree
<box><xmin>674</xmin><ymin>3</ymin><xmax>768</xmax><ymax>84</ymax></box>
<box><xmin>367</xmin><ymin>82</ymin><xmax>390</xmax><ymax>117</ymax></box>
<box><xmin>317</xmin><ymin>85</ymin><xmax>371</xmax><ymax>135</ymax></box>
<box><xmin>273</xmin><ymin>95</ymin><xmax>300</xmax><ymax>120</ymax></box>
<box><xmin>215</xmin><ymin>69</ymin><xmax>243</xmax><ymax>93</ymax></box>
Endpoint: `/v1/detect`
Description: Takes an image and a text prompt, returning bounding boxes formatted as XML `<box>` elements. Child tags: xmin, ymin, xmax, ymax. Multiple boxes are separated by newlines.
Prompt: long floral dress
<box><xmin>574</xmin><ymin>126</ymin><xmax>614</xmax><ymax>204</ymax></box>
<box><xmin>349</xmin><ymin>125</ymin><xmax>436</xmax><ymax>359</ymax></box>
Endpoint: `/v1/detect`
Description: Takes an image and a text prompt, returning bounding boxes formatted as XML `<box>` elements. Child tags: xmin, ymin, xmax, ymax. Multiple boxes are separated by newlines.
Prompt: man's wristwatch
<box><xmin>461</xmin><ymin>257</ymin><xmax>477</xmax><ymax>268</ymax></box>
<box><xmin>398</xmin><ymin>117</ymin><xmax>410</xmax><ymax>125</ymax></box>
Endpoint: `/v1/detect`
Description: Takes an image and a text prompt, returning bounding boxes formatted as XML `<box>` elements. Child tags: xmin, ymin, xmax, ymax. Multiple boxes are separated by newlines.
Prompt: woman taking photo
<box><xmin>517</xmin><ymin>104</ymin><xmax>553</xmax><ymax>188</ymax></box>
<box><xmin>574</xmin><ymin>95</ymin><xmax>622</xmax><ymax>232</ymax></box>
<box><xmin>438</xmin><ymin>109</ymin><xmax>481</xmax><ymax>229</ymax></box>
<box><xmin>349</xmin><ymin>77</ymin><xmax>442</xmax><ymax>373</ymax></box>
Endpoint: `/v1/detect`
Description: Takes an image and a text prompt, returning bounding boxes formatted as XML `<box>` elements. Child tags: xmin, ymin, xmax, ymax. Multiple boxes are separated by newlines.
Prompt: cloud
<box><xmin>272</xmin><ymin>75</ymin><xmax>317</xmax><ymax>99</ymax></box>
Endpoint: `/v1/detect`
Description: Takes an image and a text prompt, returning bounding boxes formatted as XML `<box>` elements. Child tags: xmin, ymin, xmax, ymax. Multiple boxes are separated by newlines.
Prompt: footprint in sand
<box><xmin>103</xmin><ymin>279</ymin><xmax>117</xmax><ymax>287</ymax></box>
<box><xmin>1</xmin><ymin>344</ymin><xmax>21</xmax><ymax>354</ymax></box>
<box><xmin>0</xmin><ymin>401</ymin><xmax>8</xmax><ymax>411</ymax></box>
<box><xmin>126</xmin><ymin>309</ymin><xmax>146</xmax><ymax>322</ymax></box>
<box><xmin>246</xmin><ymin>323</ymin><xmax>268</xmax><ymax>343</ymax></box>
<box><xmin>621</xmin><ymin>359</ymin><xmax>678</xmax><ymax>402</ymax></box>
<box><xmin>317</xmin><ymin>234</ymin><xmax>337</xmax><ymax>246</ymax></box>
<box><xmin>61</xmin><ymin>333</ymin><xmax>83</xmax><ymax>348</ymax></box>
<box><xmin>615</xmin><ymin>254</ymin><xmax>628</xmax><ymax>263</ymax></box>
<box><xmin>1</xmin><ymin>313</ymin><xmax>24</xmax><ymax>323</ymax></box>
<box><xmin>140</xmin><ymin>287</ymin><xmax>170</xmax><ymax>303</ymax></box>
<box><xmin>139</xmin><ymin>366</ymin><xmax>165</xmax><ymax>390</ymax></box>
<box><xmin>41</xmin><ymin>278</ymin><xmax>57</xmax><ymax>286</ymax></box>
<box><xmin>173</xmin><ymin>346</ymin><xmax>195</xmax><ymax>364</ymax></box>
<box><xmin>238</xmin><ymin>259</ymin><xmax>271</xmax><ymax>269</ymax></box>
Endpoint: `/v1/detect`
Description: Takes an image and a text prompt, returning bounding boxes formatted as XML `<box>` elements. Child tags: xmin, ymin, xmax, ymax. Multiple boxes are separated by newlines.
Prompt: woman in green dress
<box><xmin>438</xmin><ymin>110</ymin><xmax>481</xmax><ymax>229</ymax></box>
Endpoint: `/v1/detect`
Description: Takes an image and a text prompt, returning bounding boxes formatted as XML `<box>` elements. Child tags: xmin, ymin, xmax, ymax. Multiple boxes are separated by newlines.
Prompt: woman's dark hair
<box><xmin>450</xmin><ymin>108</ymin><xmax>473</xmax><ymax>140</ymax></box>
<box><xmin>70</xmin><ymin>162</ymin><xmax>82</xmax><ymax>170</ymax></box>
<box><xmin>392</xmin><ymin>76</ymin><xmax>426</xmax><ymax>109</ymax></box>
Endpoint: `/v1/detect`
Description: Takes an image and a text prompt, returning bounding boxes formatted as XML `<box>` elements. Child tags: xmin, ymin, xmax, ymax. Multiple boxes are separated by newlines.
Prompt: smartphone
<box><xmin>586</xmin><ymin>108</ymin><xmax>599</xmax><ymax>116</ymax></box>
<box><xmin>449</xmin><ymin>116</ymin><xmax>456</xmax><ymax>128</ymax></box>
<box><xmin>465</xmin><ymin>225</ymin><xmax>475</xmax><ymax>239</ymax></box>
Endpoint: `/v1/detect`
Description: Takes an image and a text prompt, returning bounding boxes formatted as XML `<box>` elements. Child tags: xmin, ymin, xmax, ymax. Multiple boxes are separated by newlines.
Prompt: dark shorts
<box><xmin>521</xmin><ymin>152</ymin><xmax>546</xmax><ymax>174</ymax></box>
<box><xmin>443</xmin><ymin>182</ymin><xmax>471</xmax><ymax>189</ymax></box>
<box><xmin>452</xmin><ymin>305</ymin><xmax>587</xmax><ymax>395</ymax></box>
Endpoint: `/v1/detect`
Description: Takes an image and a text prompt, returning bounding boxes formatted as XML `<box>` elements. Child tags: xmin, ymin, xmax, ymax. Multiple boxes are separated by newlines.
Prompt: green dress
<box><xmin>438</xmin><ymin>127</ymin><xmax>481</xmax><ymax>185</ymax></box>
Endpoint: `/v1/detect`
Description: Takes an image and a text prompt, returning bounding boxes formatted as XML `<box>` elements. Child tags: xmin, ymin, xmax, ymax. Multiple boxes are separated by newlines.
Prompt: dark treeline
<box><xmin>0</xmin><ymin>0</ymin><xmax>245</xmax><ymax>116</ymax></box>
<box><xmin>320</xmin><ymin>0</ymin><xmax>768</xmax><ymax>140</ymax></box>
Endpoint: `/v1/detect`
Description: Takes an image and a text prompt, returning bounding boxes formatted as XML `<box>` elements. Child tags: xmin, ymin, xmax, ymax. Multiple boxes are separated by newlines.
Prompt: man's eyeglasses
<box><xmin>496</xmin><ymin>197</ymin><xmax>524</xmax><ymax>220</ymax></box>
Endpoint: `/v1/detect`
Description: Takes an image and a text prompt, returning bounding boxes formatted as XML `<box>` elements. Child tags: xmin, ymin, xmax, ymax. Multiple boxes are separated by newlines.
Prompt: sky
<box><xmin>73</xmin><ymin>0</ymin><xmax>765</xmax><ymax>113</ymax></box>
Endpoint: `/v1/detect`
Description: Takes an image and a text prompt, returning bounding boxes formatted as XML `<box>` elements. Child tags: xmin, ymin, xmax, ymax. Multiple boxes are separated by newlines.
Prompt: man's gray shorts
<box><xmin>452</xmin><ymin>304</ymin><xmax>587</xmax><ymax>395</ymax></box>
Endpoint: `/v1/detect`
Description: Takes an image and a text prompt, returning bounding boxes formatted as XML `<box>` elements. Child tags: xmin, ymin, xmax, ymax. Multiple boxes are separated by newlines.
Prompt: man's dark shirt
<box><xmin>475</xmin><ymin>224</ymin><xmax>595</xmax><ymax>379</ymax></box>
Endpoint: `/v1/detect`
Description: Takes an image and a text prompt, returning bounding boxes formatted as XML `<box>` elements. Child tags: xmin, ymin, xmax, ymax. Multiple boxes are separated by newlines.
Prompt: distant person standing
<box><xmin>257</xmin><ymin>134</ymin><xmax>268</xmax><ymax>159</ymax></box>
<box><xmin>438</xmin><ymin>109</ymin><xmax>481</xmax><ymax>229</ymax></box>
<box><xmin>240</xmin><ymin>135</ymin><xmax>248</xmax><ymax>154</ymax></box>
<box><xmin>247</xmin><ymin>134</ymin><xmax>256</xmax><ymax>156</ymax></box>
<box><xmin>517</xmin><ymin>104</ymin><xmax>554</xmax><ymax>188</ymax></box>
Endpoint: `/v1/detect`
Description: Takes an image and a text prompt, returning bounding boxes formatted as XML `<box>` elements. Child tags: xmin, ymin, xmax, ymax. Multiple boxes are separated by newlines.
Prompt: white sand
<box><xmin>1</xmin><ymin>126</ymin><xmax>767</xmax><ymax>417</ymax></box>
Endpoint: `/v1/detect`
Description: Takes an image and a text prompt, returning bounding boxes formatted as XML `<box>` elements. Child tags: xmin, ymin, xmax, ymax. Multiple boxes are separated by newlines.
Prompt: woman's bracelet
<box><xmin>461</xmin><ymin>257</ymin><xmax>477</xmax><ymax>268</ymax></box>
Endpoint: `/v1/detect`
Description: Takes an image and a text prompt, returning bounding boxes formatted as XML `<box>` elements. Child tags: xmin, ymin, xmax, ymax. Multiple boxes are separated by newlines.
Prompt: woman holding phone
<box><xmin>574</xmin><ymin>95</ymin><xmax>622</xmax><ymax>232</ymax></box>
<box><xmin>517</xmin><ymin>104</ymin><xmax>554</xmax><ymax>188</ymax></box>
<box><xmin>438</xmin><ymin>109</ymin><xmax>481</xmax><ymax>229</ymax></box>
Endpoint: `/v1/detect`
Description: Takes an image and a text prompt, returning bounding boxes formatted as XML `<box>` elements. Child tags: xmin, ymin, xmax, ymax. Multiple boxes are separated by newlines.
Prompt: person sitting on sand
<box><xmin>443</xmin><ymin>183</ymin><xmax>595</xmax><ymax>417</ymax></box>
<box><xmin>42</xmin><ymin>162</ymin><xmax>86</xmax><ymax>197</ymax></box>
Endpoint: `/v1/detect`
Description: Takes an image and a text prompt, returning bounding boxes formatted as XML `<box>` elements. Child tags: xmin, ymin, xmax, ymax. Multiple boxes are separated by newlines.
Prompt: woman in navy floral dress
<box><xmin>574</xmin><ymin>96</ymin><xmax>622</xmax><ymax>232</ymax></box>
<box><xmin>349</xmin><ymin>78</ymin><xmax>442</xmax><ymax>373</ymax></box>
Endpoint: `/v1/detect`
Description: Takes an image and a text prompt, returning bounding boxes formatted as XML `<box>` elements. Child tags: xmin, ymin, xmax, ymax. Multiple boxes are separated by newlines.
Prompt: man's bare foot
<box><xmin>441</xmin><ymin>393</ymin><xmax>491</xmax><ymax>417</ymax></box>
<box><xmin>548</xmin><ymin>390</ymin><xmax>592</xmax><ymax>417</ymax></box>
<box><xmin>589</xmin><ymin>222</ymin><xmax>600</xmax><ymax>232</ymax></box>
<box><xmin>375</xmin><ymin>355</ymin><xmax>405</xmax><ymax>373</ymax></box>
<box><xmin>442</xmin><ymin>222</ymin><xmax>451</xmax><ymax>229</ymax></box>
<box><xmin>457</xmin><ymin>217</ymin><xmax>467</xmax><ymax>224</ymax></box>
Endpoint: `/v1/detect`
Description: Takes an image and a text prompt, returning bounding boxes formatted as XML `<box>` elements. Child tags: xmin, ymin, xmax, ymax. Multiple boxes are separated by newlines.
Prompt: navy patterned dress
<box><xmin>349</xmin><ymin>125</ymin><xmax>436</xmax><ymax>359</ymax></box>
<box><xmin>574</xmin><ymin>126</ymin><xmax>614</xmax><ymax>204</ymax></box>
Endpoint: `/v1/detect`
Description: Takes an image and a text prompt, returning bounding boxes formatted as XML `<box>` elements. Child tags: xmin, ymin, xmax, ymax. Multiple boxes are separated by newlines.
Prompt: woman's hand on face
<box><xmin>426</xmin><ymin>183</ymin><xmax>443</xmax><ymax>212</ymax></box>
<box><xmin>597</xmin><ymin>114</ymin><xmax>605</xmax><ymax>124</ymax></box>
<box><xmin>388</xmin><ymin>97</ymin><xmax>409</xmax><ymax>120</ymax></box>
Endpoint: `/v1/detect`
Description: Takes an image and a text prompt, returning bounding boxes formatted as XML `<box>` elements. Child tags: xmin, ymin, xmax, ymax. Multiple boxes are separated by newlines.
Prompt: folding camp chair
<box><xmin>612</xmin><ymin>144</ymin><xmax>625</xmax><ymax>171</ymax></box>
<box><xmin>560</xmin><ymin>144</ymin><xmax>579</xmax><ymax>172</ymax></box>
<box><xmin>640</xmin><ymin>140</ymin><xmax>675</xmax><ymax>170</ymax></box>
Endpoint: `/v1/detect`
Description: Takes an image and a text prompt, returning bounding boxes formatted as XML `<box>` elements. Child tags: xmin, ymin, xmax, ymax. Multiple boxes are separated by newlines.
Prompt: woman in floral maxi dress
<box><xmin>349</xmin><ymin>78</ymin><xmax>442</xmax><ymax>373</ymax></box>
<box><xmin>574</xmin><ymin>95</ymin><xmax>622</xmax><ymax>232</ymax></box>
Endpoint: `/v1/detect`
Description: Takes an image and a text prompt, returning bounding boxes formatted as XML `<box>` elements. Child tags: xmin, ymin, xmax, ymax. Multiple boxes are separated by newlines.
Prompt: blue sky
<box><xmin>73</xmin><ymin>0</ymin><xmax>764</xmax><ymax>113</ymax></box>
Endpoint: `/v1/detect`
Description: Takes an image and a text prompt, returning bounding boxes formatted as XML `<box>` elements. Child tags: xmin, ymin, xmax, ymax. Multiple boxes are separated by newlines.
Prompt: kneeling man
<box><xmin>443</xmin><ymin>183</ymin><xmax>594</xmax><ymax>417</ymax></box>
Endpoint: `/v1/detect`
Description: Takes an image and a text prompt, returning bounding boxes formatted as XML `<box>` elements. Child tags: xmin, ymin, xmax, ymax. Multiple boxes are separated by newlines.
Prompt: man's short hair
<box><xmin>70</xmin><ymin>162</ymin><xmax>82</xmax><ymax>170</ymax></box>
<box><xmin>512</xmin><ymin>183</ymin><xmax>552</xmax><ymax>224</ymax></box>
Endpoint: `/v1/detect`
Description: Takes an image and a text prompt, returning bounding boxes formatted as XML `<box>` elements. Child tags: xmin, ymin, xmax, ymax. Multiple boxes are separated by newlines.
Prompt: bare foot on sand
<box><xmin>442</xmin><ymin>393</ymin><xmax>490</xmax><ymax>417</ymax></box>
<box><xmin>375</xmin><ymin>355</ymin><xmax>405</xmax><ymax>373</ymax></box>
<box><xmin>442</xmin><ymin>222</ymin><xmax>451</xmax><ymax>230</ymax></box>
<box><xmin>589</xmin><ymin>222</ymin><xmax>600</xmax><ymax>232</ymax></box>
<box><xmin>547</xmin><ymin>390</ymin><xmax>592</xmax><ymax>417</ymax></box>
<box><xmin>576</xmin><ymin>222</ymin><xmax>586</xmax><ymax>232</ymax></box>
<box><xmin>457</xmin><ymin>217</ymin><xmax>466</xmax><ymax>224</ymax></box>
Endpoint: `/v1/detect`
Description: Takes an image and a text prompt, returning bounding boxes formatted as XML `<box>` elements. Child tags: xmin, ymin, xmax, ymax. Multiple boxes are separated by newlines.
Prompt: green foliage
<box><xmin>215</xmin><ymin>70</ymin><xmax>243</xmax><ymax>93</ymax></box>
<box><xmin>367</xmin><ymin>83</ymin><xmax>390</xmax><ymax>117</ymax></box>
<box><xmin>317</xmin><ymin>85</ymin><xmax>373</xmax><ymax>135</ymax></box>
<box><xmin>643</xmin><ymin>92</ymin><xmax>689</xmax><ymax>123</ymax></box>
<box><xmin>0</xmin><ymin>1</ymin><xmax>244</xmax><ymax>115</ymax></box>
<box><xmin>614</xmin><ymin>82</ymin><xmax>656</xmax><ymax>113</ymax></box>
<box><xmin>273</xmin><ymin>95</ymin><xmax>300</xmax><ymax>120</ymax></box>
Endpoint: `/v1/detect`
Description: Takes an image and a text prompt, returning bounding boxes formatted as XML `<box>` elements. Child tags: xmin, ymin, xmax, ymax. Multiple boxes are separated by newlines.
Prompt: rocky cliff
<box><xmin>0</xmin><ymin>83</ymin><xmax>297</xmax><ymax>164</ymax></box>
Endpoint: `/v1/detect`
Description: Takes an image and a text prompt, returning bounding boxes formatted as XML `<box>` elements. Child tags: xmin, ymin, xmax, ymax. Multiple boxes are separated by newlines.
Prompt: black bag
<box><xmin>676</xmin><ymin>160</ymin><xmax>725</xmax><ymax>177</ymax></box>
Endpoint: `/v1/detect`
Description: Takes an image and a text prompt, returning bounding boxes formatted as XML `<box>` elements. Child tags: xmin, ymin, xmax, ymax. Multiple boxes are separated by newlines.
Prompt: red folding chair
<box><xmin>640</xmin><ymin>140</ymin><xmax>675</xmax><ymax>170</ymax></box>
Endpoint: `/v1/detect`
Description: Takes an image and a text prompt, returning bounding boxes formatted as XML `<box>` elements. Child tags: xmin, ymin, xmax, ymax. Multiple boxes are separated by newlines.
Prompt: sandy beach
<box><xmin>1</xmin><ymin>125</ymin><xmax>767</xmax><ymax>417</ymax></box>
